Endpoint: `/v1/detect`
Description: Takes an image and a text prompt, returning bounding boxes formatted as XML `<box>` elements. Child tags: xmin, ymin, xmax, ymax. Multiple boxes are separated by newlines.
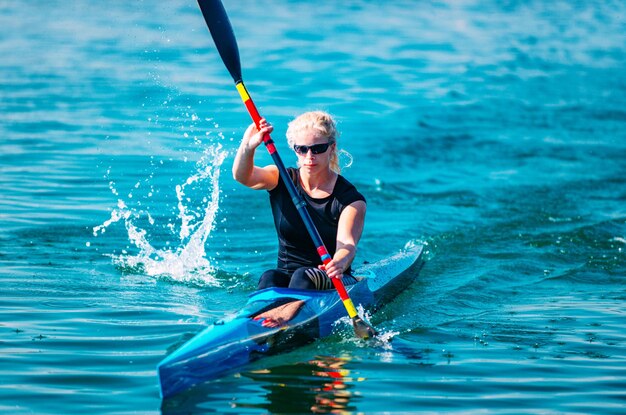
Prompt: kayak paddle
<box><xmin>196</xmin><ymin>0</ymin><xmax>376</xmax><ymax>339</ymax></box>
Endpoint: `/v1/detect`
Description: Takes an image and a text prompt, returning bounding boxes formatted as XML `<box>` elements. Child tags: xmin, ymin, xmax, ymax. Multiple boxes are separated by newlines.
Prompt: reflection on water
<box><xmin>161</xmin><ymin>355</ymin><xmax>359</xmax><ymax>414</ymax></box>
<box><xmin>249</xmin><ymin>356</ymin><xmax>357</xmax><ymax>415</ymax></box>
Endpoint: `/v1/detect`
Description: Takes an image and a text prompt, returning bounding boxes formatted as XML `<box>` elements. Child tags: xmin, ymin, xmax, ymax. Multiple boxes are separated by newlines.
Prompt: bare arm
<box><xmin>232</xmin><ymin>119</ymin><xmax>279</xmax><ymax>190</ymax></box>
<box><xmin>321</xmin><ymin>200</ymin><xmax>366</xmax><ymax>279</ymax></box>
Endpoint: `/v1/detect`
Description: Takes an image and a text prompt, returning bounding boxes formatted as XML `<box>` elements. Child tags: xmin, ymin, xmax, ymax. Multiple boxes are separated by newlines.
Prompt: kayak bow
<box><xmin>158</xmin><ymin>244</ymin><xmax>424</xmax><ymax>399</ymax></box>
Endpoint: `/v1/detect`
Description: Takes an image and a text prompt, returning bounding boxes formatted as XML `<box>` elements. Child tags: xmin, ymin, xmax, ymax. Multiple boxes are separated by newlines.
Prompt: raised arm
<box><xmin>232</xmin><ymin>119</ymin><xmax>279</xmax><ymax>190</ymax></box>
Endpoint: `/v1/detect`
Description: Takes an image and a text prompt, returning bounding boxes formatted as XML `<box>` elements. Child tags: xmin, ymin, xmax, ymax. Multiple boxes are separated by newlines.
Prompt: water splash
<box><xmin>93</xmin><ymin>144</ymin><xmax>228</xmax><ymax>285</ymax></box>
<box><xmin>333</xmin><ymin>304</ymin><xmax>399</xmax><ymax>350</ymax></box>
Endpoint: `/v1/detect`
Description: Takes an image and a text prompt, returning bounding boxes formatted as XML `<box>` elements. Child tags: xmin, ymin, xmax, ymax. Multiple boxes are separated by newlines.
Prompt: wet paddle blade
<box><xmin>352</xmin><ymin>316</ymin><xmax>377</xmax><ymax>339</ymax></box>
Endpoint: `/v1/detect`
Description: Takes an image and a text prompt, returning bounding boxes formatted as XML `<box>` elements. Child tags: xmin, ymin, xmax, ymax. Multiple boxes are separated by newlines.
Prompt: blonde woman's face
<box><xmin>292</xmin><ymin>130</ymin><xmax>335</xmax><ymax>171</ymax></box>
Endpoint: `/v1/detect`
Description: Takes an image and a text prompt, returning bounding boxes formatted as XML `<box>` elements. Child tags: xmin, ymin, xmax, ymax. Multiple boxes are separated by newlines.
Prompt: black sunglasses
<box><xmin>293</xmin><ymin>141</ymin><xmax>334</xmax><ymax>155</ymax></box>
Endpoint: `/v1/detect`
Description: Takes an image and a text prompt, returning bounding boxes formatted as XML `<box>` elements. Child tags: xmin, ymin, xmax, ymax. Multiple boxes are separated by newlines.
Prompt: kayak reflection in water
<box><xmin>232</xmin><ymin>111</ymin><xmax>367</xmax><ymax>327</ymax></box>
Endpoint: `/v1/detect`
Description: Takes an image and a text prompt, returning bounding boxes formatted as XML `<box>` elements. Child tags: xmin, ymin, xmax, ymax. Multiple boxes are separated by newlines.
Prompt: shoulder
<box><xmin>335</xmin><ymin>174</ymin><xmax>366</xmax><ymax>204</ymax></box>
<box><xmin>331</xmin><ymin>175</ymin><xmax>366</xmax><ymax>219</ymax></box>
<box><xmin>288</xmin><ymin>167</ymin><xmax>299</xmax><ymax>181</ymax></box>
<box><xmin>268</xmin><ymin>166</ymin><xmax>298</xmax><ymax>193</ymax></box>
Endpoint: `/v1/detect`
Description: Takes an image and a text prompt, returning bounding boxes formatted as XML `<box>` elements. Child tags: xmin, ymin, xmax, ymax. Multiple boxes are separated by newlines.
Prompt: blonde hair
<box><xmin>286</xmin><ymin>111</ymin><xmax>340</xmax><ymax>173</ymax></box>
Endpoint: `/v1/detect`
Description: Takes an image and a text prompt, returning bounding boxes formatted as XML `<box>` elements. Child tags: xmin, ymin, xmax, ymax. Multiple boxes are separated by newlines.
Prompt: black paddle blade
<box><xmin>197</xmin><ymin>0</ymin><xmax>242</xmax><ymax>83</ymax></box>
<box><xmin>352</xmin><ymin>316</ymin><xmax>377</xmax><ymax>340</ymax></box>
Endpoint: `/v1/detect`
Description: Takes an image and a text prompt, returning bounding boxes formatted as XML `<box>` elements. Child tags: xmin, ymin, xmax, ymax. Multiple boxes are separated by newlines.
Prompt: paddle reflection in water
<box><xmin>307</xmin><ymin>356</ymin><xmax>356</xmax><ymax>414</ymax></box>
<box><xmin>161</xmin><ymin>355</ymin><xmax>358</xmax><ymax>414</ymax></box>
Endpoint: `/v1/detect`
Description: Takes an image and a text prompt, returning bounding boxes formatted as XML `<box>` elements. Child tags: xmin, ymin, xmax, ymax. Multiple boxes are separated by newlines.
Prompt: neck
<box><xmin>300</xmin><ymin>167</ymin><xmax>336</xmax><ymax>192</ymax></box>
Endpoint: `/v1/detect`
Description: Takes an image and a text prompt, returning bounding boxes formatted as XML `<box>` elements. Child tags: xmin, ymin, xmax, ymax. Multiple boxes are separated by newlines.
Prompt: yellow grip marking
<box><xmin>236</xmin><ymin>82</ymin><xmax>250</xmax><ymax>102</ymax></box>
<box><xmin>343</xmin><ymin>299</ymin><xmax>358</xmax><ymax>318</ymax></box>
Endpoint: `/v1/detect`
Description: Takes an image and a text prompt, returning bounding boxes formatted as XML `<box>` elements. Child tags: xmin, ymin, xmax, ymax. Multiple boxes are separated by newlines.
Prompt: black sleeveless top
<box><xmin>268</xmin><ymin>167</ymin><xmax>366</xmax><ymax>274</ymax></box>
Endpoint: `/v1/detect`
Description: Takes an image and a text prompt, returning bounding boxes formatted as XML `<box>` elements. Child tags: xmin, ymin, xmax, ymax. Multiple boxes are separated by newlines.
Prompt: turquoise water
<box><xmin>1</xmin><ymin>0</ymin><xmax>625</xmax><ymax>413</ymax></box>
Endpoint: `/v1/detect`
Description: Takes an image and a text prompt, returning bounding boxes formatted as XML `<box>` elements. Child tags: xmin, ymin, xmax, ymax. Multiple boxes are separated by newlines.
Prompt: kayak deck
<box><xmin>158</xmin><ymin>244</ymin><xmax>424</xmax><ymax>399</ymax></box>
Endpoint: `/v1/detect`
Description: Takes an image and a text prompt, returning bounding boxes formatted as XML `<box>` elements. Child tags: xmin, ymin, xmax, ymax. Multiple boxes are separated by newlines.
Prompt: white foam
<box><xmin>93</xmin><ymin>144</ymin><xmax>227</xmax><ymax>286</ymax></box>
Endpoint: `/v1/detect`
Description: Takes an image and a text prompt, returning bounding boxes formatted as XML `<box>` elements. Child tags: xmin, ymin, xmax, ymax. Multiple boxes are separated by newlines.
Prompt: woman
<box><xmin>232</xmin><ymin>111</ymin><xmax>366</xmax><ymax>327</ymax></box>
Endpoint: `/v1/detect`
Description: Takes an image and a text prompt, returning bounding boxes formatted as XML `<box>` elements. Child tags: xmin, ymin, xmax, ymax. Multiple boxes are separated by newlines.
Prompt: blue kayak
<box><xmin>158</xmin><ymin>244</ymin><xmax>424</xmax><ymax>398</ymax></box>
